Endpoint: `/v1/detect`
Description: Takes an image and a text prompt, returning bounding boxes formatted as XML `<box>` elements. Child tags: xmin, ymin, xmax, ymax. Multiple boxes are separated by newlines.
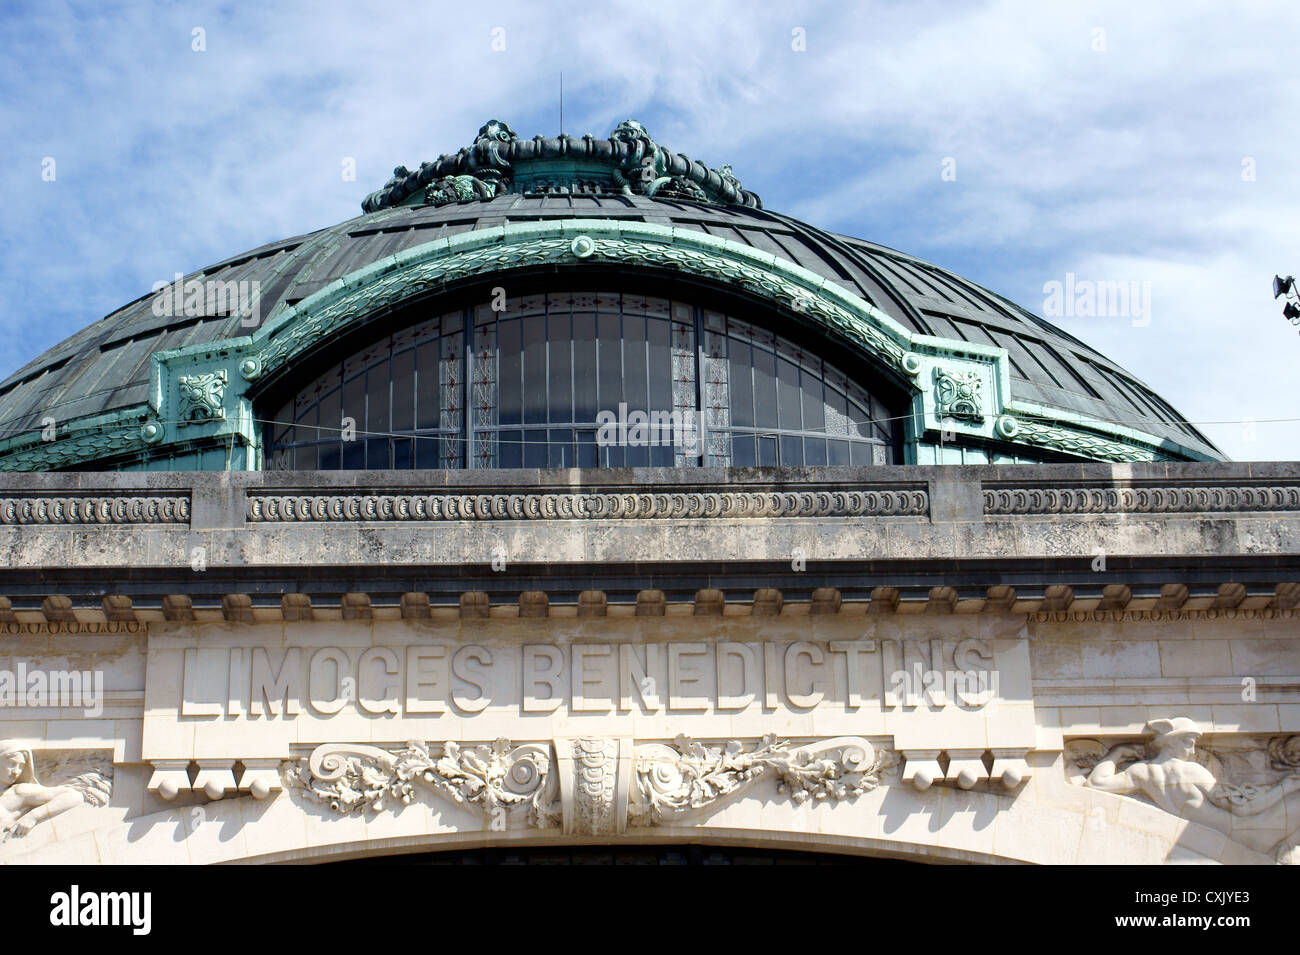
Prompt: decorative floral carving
<box><xmin>934</xmin><ymin>368</ymin><xmax>984</xmax><ymax>422</ymax></box>
<box><xmin>1269</xmin><ymin>735</ymin><xmax>1300</xmax><ymax>771</ymax></box>
<box><xmin>629</xmin><ymin>734</ymin><xmax>894</xmax><ymax>827</ymax></box>
<box><xmin>176</xmin><ymin>370</ymin><xmax>227</xmax><ymax>426</ymax></box>
<box><xmin>283</xmin><ymin>739</ymin><xmax>557</xmax><ymax>828</ymax></box>
<box><xmin>247</xmin><ymin>487</ymin><xmax>929</xmax><ymax>522</ymax></box>
<box><xmin>285</xmin><ymin>736</ymin><xmax>896</xmax><ymax>833</ymax></box>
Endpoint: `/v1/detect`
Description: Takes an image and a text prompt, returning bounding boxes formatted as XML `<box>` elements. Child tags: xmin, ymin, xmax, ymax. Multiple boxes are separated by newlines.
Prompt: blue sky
<box><xmin>1</xmin><ymin>0</ymin><xmax>1296</xmax><ymax>459</ymax></box>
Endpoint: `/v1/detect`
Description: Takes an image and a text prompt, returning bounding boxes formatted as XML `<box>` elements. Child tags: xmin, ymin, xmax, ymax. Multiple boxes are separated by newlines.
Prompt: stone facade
<box><xmin>3</xmin><ymin>461</ymin><xmax>1299</xmax><ymax>864</ymax></box>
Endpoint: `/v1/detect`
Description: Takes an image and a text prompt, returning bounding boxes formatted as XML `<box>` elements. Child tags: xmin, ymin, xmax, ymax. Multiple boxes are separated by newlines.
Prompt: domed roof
<box><xmin>0</xmin><ymin>120</ymin><xmax>1221</xmax><ymax>468</ymax></box>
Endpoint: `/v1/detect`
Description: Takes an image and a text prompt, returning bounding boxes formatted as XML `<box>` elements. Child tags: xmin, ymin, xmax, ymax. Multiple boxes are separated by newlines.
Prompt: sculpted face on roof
<box><xmin>361</xmin><ymin>119</ymin><xmax>763</xmax><ymax>213</ymax></box>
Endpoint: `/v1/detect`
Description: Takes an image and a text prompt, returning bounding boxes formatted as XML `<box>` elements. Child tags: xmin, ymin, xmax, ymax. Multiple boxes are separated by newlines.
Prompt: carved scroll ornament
<box><xmin>282</xmin><ymin>735</ymin><xmax>896</xmax><ymax>833</ymax></box>
<box><xmin>630</xmin><ymin>734</ymin><xmax>896</xmax><ymax>827</ymax></box>
<box><xmin>283</xmin><ymin>739</ymin><xmax>557</xmax><ymax>829</ymax></box>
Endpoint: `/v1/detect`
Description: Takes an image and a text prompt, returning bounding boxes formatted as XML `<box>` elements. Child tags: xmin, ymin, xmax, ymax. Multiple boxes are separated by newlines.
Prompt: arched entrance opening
<box><xmin>329</xmin><ymin>844</ymin><xmax>926</xmax><ymax>865</ymax></box>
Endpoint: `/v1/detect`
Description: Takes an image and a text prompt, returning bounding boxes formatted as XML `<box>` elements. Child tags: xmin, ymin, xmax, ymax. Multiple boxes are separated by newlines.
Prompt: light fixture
<box><xmin>1274</xmin><ymin>274</ymin><xmax>1300</xmax><ymax>330</ymax></box>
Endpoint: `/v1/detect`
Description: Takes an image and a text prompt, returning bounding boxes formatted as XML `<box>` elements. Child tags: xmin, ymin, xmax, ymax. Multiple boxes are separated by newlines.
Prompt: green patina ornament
<box><xmin>362</xmin><ymin>118</ymin><xmax>763</xmax><ymax>212</ymax></box>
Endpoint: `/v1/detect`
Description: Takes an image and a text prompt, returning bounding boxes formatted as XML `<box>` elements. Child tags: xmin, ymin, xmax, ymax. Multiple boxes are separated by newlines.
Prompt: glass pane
<box><xmin>729</xmin><ymin>341</ymin><xmax>753</xmax><ymax>427</ymax></box>
<box><xmin>548</xmin><ymin>428</ymin><xmax>573</xmax><ymax>468</ymax></box>
<box><xmin>804</xmin><ymin>437</ymin><xmax>827</xmax><ymax>466</ymax></box>
<box><xmin>342</xmin><ymin>373</ymin><xmax>364</xmax><ymax>436</ymax></box>
<box><xmin>825</xmin><ymin>384</ymin><xmax>848</xmax><ymax>436</ymax></box>
<box><xmin>780</xmin><ymin>434</ymin><xmax>801</xmax><ymax>466</ymax></box>
<box><xmin>848</xmin><ymin>397</ymin><xmax>872</xmax><ymax>439</ymax></box>
<box><xmin>647</xmin><ymin>317</ymin><xmax>671</xmax><ymax>413</ymax></box>
<box><xmin>522</xmin><ymin>315</ymin><xmax>546</xmax><ymax>425</ymax></box>
<box><xmin>365</xmin><ymin>438</ymin><xmax>390</xmax><ymax>470</ymax></box>
<box><xmin>498</xmin><ymin>430</ymin><xmax>522</xmax><ymax>469</ymax></box>
<box><xmin>415</xmin><ymin>437</ymin><xmax>439</xmax><ymax>469</ymax></box>
<box><xmin>873</xmin><ymin>396</ymin><xmax>893</xmax><ymax>443</ymax></box>
<box><xmin>801</xmin><ymin>367</ymin><xmax>825</xmax><ymax>431</ymax></box>
<box><xmin>342</xmin><ymin>437</ymin><xmax>364</xmax><ymax>470</ymax></box>
<box><xmin>301</xmin><ymin>403</ymin><xmax>321</xmax><ymax>443</ymax></box>
<box><xmin>366</xmin><ymin>363</ymin><xmax>389</xmax><ymax>445</ymax></box>
<box><xmin>548</xmin><ymin>314</ymin><xmax>572</xmax><ymax>423</ymax></box>
<box><xmin>273</xmin><ymin>400</ymin><xmax>292</xmax><ymax>443</ymax></box>
<box><xmin>622</xmin><ymin>315</ymin><xmax>648</xmax><ymax>412</ymax></box>
<box><xmin>777</xmin><ymin>357</ymin><xmax>801</xmax><ymax>431</ymax></box>
<box><xmin>757</xmin><ymin>434</ymin><xmax>778</xmax><ymax>467</ymax></box>
<box><xmin>597</xmin><ymin>314</ymin><xmax>621</xmax><ymax>416</ymax></box>
<box><xmin>601</xmin><ymin>442</ymin><xmax>624</xmax><ymax>468</ymax></box>
<box><xmin>732</xmin><ymin>433</ymin><xmax>756</xmax><ymax>467</ymax></box>
<box><xmin>576</xmin><ymin>430</ymin><xmax>597</xmax><ymax>468</ymax></box>
<box><xmin>391</xmin><ymin>349</ymin><xmax>414</xmax><ymax>431</ymax></box>
<box><xmin>649</xmin><ymin>442</ymin><xmax>674</xmax><ymax>467</ymax></box>
<box><xmin>572</xmin><ymin>312</ymin><xmax>597</xmax><ymax>421</ymax></box>
<box><xmin>523</xmin><ymin>430</ymin><xmax>546</xmax><ymax>468</ymax></box>
<box><xmin>318</xmin><ymin>386</ymin><xmax>339</xmax><ymax>445</ymax></box>
<box><xmin>753</xmin><ymin>348</ymin><xmax>776</xmax><ymax>428</ymax></box>
<box><xmin>493</xmin><ymin>318</ymin><xmax>518</xmax><ymax>425</ymax></box>
<box><xmin>416</xmin><ymin>342</ymin><xmax>440</xmax><ymax>430</ymax></box>
<box><xmin>393</xmin><ymin>438</ymin><xmax>412</xmax><ymax>469</ymax></box>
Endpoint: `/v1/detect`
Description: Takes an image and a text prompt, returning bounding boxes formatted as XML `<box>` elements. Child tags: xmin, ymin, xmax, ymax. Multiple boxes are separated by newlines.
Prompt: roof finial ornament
<box><xmin>361</xmin><ymin>118</ymin><xmax>762</xmax><ymax>212</ymax></box>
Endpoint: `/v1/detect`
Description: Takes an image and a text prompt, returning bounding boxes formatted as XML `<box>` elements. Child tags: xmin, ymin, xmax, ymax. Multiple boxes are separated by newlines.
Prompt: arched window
<box><xmin>265</xmin><ymin>289</ymin><xmax>899</xmax><ymax>469</ymax></box>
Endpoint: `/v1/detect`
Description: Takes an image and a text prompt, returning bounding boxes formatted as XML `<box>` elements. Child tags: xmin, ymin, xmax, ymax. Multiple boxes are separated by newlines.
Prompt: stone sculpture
<box><xmin>1079</xmin><ymin>718</ymin><xmax>1300</xmax><ymax>863</ymax></box>
<box><xmin>0</xmin><ymin>740</ymin><xmax>112</xmax><ymax>843</ymax></box>
<box><xmin>284</xmin><ymin>735</ymin><xmax>894</xmax><ymax>833</ymax></box>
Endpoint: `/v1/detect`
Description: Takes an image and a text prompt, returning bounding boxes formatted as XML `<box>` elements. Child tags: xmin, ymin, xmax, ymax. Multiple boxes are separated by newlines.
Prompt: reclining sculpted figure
<box><xmin>1</xmin><ymin>739</ymin><xmax>110</xmax><ymax>842</ymax></box>
<box><xmin>1084</xmin><ymin>717</ymin><xmax>1300</xmax><ymax>862</ymax></box>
